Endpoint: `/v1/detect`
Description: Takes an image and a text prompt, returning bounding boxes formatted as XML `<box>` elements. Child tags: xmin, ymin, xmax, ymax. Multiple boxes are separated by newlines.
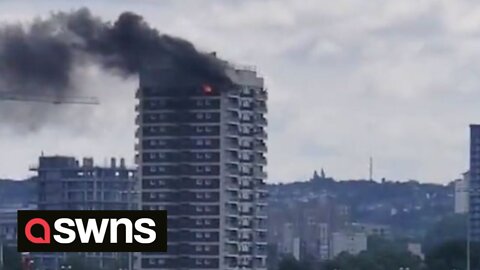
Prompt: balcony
<box><xmin>254</xmin><ymin>155</ymin><xmax>267</xmax><ymax>165</ymax></box>
<box><xmin>254</xmin><ymin>169</ymin><xmax>267</xmax><ymax>179</ymax></box>
<box><xmin>254</xmin><ymin>142</ymin><xmax>267</xmax><ymax>152</ymax></box>
<box><xmin>257</xmin><ymin>89</ymin><xmax>267</xmax><ymax>100</ymax></box>
<box><xmin>226</xmin><ymin>139</ymin><xmax>239</xmax><ymax>149</ymax></box>
<box><xmin>226</xmin><ymin>165</ymin><xmax>239</xmax><ymax>175</ymax></box>
<box><xmin>255</xmin><ymin>101</ymin><xmax>267</xmax><ymax>113</ymax></box>
<box><xmin>256</xmin><ymin>117</ymin><xmax>267</xmax><ymax>126</ymax></box>
<box><xmin>255</xmin><ymin>130</ymin><xmax>268</xmax><ymax>139</ymax></box>
<box><xmin>225</xmin><ymin>114</ymin><xmax>239</xmax><ymax>123</ymax></box>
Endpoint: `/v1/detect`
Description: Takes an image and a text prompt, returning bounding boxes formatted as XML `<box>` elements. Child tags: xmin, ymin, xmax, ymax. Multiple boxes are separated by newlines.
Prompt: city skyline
<box><xmin>1</xmin><ymin>0</ymin><xmax>480</xmax><ymax>183</ymax></box>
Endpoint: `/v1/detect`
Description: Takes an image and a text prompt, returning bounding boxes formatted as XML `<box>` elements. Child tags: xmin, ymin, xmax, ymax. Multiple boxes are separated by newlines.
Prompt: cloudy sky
<box><xmin>0</xmin><ymin>0</ymin><xmax>479</xmax><ymax>183</ymax></box>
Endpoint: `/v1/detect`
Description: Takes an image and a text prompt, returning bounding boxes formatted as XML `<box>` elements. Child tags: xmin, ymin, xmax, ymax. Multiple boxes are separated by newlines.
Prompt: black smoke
<box><xmin>0</xmin><ymin>8</ymin><xmax>231</xmax><ymax>130</ymax></box>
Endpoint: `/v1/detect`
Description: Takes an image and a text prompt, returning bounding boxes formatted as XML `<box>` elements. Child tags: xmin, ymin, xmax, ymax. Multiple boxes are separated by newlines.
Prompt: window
<box><xmin>205</xmin><ymin>166</ymin><xmax>211</xmax><ymax>173</ymax></box>
<box><xmin>196</xmin><ymin>206</ymin><xmax>203</xmax><ymax>212</ymax></box>
<box><xmin>205</xmin><ymin>192</ymin><xmax>211</xmax><ymax>199</ymax></box>
<box><xmin>205</xmin><ymin>179</ymin><xmax>212</xmax><ymax>185</ymax></box>
<box><xmin>204</xmin><ymin>245</ymin><xmax>211</xmax><ymax>252</ymax></box>
<box><xmin>196</xmin><ymin>219</ymin><xmax>202</xmax><ymax>225</ymax></box>
<box><xmin>196</xmin><ymin>140</ymin><xmax>204</xmax><ymax>146</ymax></box>
<box><xmin>196</xmin><ymin>113</ymin><xmax>204</xmax><ymax>119</ymax></box>
<box><xmin>204</xmin><ymin>219</ymin><xmax>211</xmax><ymax>225</ymax></box>
<box><xmin>196</xmin><ymin>193</ymin><xmax>204</xmax><ymax>199</ymax></box>
<box><xmin>196</xmin><ymin>179</ymin><xmax>203</xmax><ymax>185</ymax></box>
<box><xmin>204</xmin><ymin>232</ymin><xmax>211</xmax><ymax>238</ymax></box>
<box><xmin>150</xmin><ymin>193</ymin><xmax>156</xmax><ymax>199</ymax></box>
<box><xmin>205</xmin><ymin>139</ymin><xmax>212</xmax><ymax>146</ymax></box>
<box><xmin>196</xmin><ymin>232</ymin><xmax>203</xmax><ymax>239</ymax></box>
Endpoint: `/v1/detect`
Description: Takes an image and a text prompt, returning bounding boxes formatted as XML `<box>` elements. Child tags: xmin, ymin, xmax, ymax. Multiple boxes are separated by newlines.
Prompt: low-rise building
<box><xmin>330</xmin><ymin>232</ymin><xmax>367</xmax><ymax>259</ymax></box>
<box><xmin>351</xmin><ymin>222</ymin><xmax>391</xmax><ymax>239</ymax></box>
<box><xmin>455</xmin><ymin>171</ymin><xmax>469</xmax><ymax>214</ymax></box>
<box><xmin>0</xmin><ymin>204</ymin><xmax>36</xmax><ymax>248</ymax></box>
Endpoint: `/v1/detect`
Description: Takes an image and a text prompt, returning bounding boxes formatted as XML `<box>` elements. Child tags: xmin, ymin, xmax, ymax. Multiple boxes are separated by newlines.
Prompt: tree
<box><xmin>278</xmin><ymin>256</ymin><xmax>313</xmax><ymax>270</ymax></box>
<box><xmin>423</xmin><ymin>214</ymin><xmax>467</xmax><ymax>253</ymax></box>
<box><xmin>425</xmin><ymin>240</ymin><xmax>480</xmax><ymax>270</ymax></box>
<box><xmin>321</xmin><ymin>237</ymin><xmax>423</xmax><ymax>270</ymax></box>
<box><xmin>0</xmin><ymin>245</ymin><xmax>21</xmax><ymax>270</ymax></box>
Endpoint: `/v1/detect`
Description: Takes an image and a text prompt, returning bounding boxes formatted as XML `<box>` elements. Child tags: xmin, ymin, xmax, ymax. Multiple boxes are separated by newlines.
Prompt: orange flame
<box><xmin>202</xmin><ymin>84</ymin><xmax>213</xmax><ymax>94</ymax></box>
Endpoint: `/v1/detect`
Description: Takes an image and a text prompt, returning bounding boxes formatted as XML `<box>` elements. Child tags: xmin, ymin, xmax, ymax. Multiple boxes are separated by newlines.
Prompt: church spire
<box><xmin>320</xmin><ymin>168</ymin><xmax>326</xmax><ymax>179</ymax></box>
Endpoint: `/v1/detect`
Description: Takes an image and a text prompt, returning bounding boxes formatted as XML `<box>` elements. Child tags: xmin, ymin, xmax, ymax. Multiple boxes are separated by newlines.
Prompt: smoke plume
<box><xmin>0</xmin><ymin>8</ymin><xmax>231</xmax><ymax>130</ymax></box>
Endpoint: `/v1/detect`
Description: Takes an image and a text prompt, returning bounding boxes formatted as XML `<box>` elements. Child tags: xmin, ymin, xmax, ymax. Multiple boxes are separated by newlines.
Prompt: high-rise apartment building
<box><xmin>32</xmin><ymin>155</ymin><xmax>136</xmax><ymax>270</ymax></box>
<box><xmin>471</xmin><ymin>125</ymin><xmax>480</xmax><ymax>241</ymax></box>
<box><xmin>135</xmin><ymin>62</ymin><xmax>268</xmax><ymax>270</ymax></box>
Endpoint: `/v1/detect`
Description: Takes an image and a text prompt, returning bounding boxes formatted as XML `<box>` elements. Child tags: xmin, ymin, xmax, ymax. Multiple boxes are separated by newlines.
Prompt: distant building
<box><xmin>31</xmin><ymin>155</ymin><xmax>136</xmax><ymax>270</ymax></box>
<box><xmin>350</xmin><ymin>222</ymin><xmax>391</xmax><ymax>239</ymax></box>
<box><xmin>470</xmin><ymin>125</ymin><xmax>480</xmax><ymax>241</ymax></box>
<box><xmin>0</xmin><ymin>204</ymin><xmax>36</xmax><ymax>248</ymax></box>
<box><xmin>292</xmin><ymin>237</ymin><xmax>301</xmax><ymax>261</ymax></box>
<box><xmin>281</xmin><ymin>223</ymin><xmax>295</xmax><ymax>254</ymax></box>
<box><xmin>330</xmin><ymin>232</ymin><xmax>367</xmax><ymax>259</ymax></box>
<box><xmin>407</xmin><ymin>243</ymin><xmax>424</xmax><ymax>260</ymax></box>
<box><xmin>455</xmin><ymin>171</ymin><xmax>469</xmax><ymax>214</ymax></box>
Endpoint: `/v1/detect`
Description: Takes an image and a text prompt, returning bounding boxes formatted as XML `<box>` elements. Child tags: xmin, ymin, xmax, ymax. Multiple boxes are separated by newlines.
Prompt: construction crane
<box><xmin>0</xmin><ymin>91</ymin><xmax>99</xmax><ymax>105</ymax></box>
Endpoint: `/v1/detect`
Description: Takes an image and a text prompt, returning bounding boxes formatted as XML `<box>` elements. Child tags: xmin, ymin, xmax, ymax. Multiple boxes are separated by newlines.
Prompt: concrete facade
<box><xmin>455</xmin><ymin>171</ymin><xmax>469</xmax><ymax>214</ymax></box>
<box><xmin>31</xmin><ymin>155</ymin><xmax>136</xmax><ymax>270</ymax></box>
<box><xmin>330</xmin><ymin>232</ymin><xmax>367</xmax><ymax>259</ymax></box>
<box><xmin>470</xmin><ymin>125</ymin><xmax>480</xmax><ymax>241</ymax></box>
<box><xmin>136</xmin><ymin>63</ymin><xmax>268</xmax><ymax>270</ymax></box>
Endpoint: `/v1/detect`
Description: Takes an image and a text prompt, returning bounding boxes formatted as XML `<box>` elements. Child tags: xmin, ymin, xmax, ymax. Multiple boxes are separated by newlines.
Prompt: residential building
<box><xmin>350</xmin><ymin>222</ymin><xmax>391</xmax><ymax>239</ymax></box>
<box><xmin>31</xmin><ymin>155</ymin><xmax>136</xmax><ymax>270</ymax></box>
<box><xmin>470</xmin><ymin>125</ymin><xmax>480</xmax><ymax>241</ymax></box>
<box><xmin>135</xmin><ymin>61</ymin><xmax>268</xmax><ymax>270</ymax></box>
<box><xmin>455</xmin><ymin>171</ymin><xmax>469</xmax><ymax>214</ymax></box>
<box><xmin>0</xmin><ymin>204</ymin><xmax>36</xmax><ymax>248</ymax></box>
<box><xmin>330</xmin><ymin>232</ymin><xmax>367</xmax><ymax>259</ymax></box>
<box><xmin>407</xmin><ymin>243</ymin><xmax>424</xmax><ymax>260</ymax></box>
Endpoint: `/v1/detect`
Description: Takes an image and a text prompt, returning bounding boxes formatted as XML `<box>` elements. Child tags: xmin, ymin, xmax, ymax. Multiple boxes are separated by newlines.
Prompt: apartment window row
<box><xmin>143</xmin><ymin>165</ymin><xmax>220</xmax><ymax>174</ymax></box>
<box><xmin>142</xmin><ymin>178</ymin><xmax>219</xmax><ymax>188</ymax></box>
<box><xmin>195</xmin><ymin>245</ymin><xmax>213</xmax><ymax>252</ymax></box>
<box><xmin>142</xmin><ymin>112</ymin><xmax>220</xmax><ymax>123</ymax></box>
